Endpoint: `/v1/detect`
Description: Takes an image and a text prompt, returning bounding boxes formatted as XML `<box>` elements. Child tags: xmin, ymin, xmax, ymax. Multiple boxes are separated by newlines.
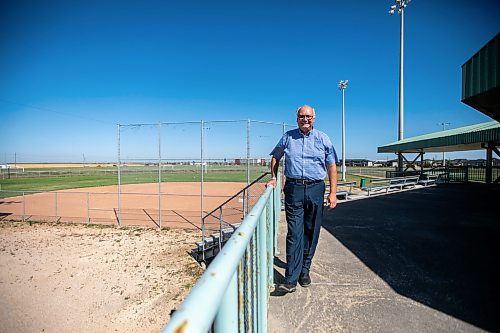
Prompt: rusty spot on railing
<box><xmin>174</xmin><ymin>319</ymin><xmax>188</xmax><ymax>333</ymax></box>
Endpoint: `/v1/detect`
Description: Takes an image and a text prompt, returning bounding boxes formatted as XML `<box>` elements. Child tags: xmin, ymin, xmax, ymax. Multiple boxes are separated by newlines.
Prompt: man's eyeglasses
<box><xmin>297</xmin><ymin>115</ymin><xmax>314</xmax><ymax>120</ymax></box>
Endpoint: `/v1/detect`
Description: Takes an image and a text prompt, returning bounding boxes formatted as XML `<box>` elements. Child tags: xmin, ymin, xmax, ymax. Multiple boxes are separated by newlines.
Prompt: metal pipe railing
<box><xmin>162</xmin><ymin>182</ymin><xmax>279</xmax><ymax>333</ymax></box>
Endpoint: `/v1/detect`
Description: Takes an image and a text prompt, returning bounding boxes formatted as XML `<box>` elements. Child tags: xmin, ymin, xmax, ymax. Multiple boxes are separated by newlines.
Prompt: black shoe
<box><xmin>277</xmin><ymin>283</ymin><xmax>297</xmax><ymax>293</ymax></box>
<box><xmin>299</xmin><ymin>273</ymin><xmax>311</xmax><ymax>287</ymax></box>
<box><xmin>271</xmin><ymin>283</ymin><xmax>297</xmax><ymax>296</ymax></box>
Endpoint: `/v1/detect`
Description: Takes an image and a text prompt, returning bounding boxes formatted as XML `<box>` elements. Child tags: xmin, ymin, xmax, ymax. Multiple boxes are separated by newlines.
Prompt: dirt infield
<box><xmin>0</xmin><ymin>221</ymin><xmax>203</xmax><ymax>333</ymax></box>
<box><xmin>0</xmin><ymin>182</ymin><xmax>252</xmax><ymax>231</ymax></box>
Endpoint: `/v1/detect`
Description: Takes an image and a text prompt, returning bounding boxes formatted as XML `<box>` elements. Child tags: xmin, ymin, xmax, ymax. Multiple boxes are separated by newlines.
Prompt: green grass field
<box><xmin>0</xmin><ymin>167</ymin><xmax>375</xmax><ymax>199</ymax></box>
<box><xmin>0</xmin><ymin>171</ymin><xmax>266</xmax><ymax>193</ymax></box>
<box><xmin>0</xmin><ymin>164</ymin><xmax>389</xmax><ymax>198</ymax></box>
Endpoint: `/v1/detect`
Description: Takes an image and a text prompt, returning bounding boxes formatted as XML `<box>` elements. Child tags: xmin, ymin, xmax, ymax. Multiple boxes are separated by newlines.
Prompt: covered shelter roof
<box><xmin>377</xmin><ymin>120</ymin><xmax>500</xmax><ymax>154</ymax></box>
<box><xmin>461</xmin><ymin>33</ymin><xmax>499</xmax><ymax>122</ymax></box>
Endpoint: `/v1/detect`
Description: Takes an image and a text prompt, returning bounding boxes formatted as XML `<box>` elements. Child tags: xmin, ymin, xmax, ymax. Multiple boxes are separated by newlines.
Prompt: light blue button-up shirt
<box><xmin>270</xmin><ymin>128</ymin><xmax>338</xmax><ymax>181</ymax></box>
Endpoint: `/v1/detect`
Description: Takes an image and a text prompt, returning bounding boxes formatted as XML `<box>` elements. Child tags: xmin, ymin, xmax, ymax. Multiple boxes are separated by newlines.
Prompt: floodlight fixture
<box><xmin>338</xmin><ymin>80</ymin><xmax>348</xmax><ymax>90</ymax></box>
<box><xmin>388</xmin><ymin>0</ymin><xmax>410</xmax><ymax>17</ymax></box>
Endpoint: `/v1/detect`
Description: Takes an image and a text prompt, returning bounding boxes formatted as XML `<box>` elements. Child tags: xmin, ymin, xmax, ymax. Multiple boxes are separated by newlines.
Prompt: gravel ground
<box><xmin>0</xmin><ymin>221</ymin><xmax>203</xmax><ymax>333</ymax></box>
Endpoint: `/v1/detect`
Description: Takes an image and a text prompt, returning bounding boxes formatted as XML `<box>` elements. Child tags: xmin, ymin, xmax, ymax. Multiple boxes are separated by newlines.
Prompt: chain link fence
<box><xmin>1</xmin><ymin>119</ymin><xmax>294</xmax><ymax>231</ymax></box>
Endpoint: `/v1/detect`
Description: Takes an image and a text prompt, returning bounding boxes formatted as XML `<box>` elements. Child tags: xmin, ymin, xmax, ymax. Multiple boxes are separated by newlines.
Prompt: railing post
<box><xmin>273</xmin><ymin>177</ymin><xmax>281</xmax><ymax>254</ymax></box>
<box><xmin>214</xmin><ymin>271</ymin><xmax>238</xmax><ymax>332</ymax></box>
<box><xmin>266</xmin><ymin>197</ymin><xmax>274</xmax><ymax>288</ymax></box>
<box><xmin>242</xmin><ymin>188</ymin><xmax>246</xmax><ymax>218</ymax></box>
<box><xmin>258</xmin><ymin>204</ymin><xmax>268</xmax><ymax>333</ymax></box>
<box><xmin>238</xmin><ymin>261</ymin><xmax>245</xmax><ymax>333</ymax></box>
<box><xmin>251</xmin><ymin>232</ymin><xmax>257</xmax><ymax>331</ymax></box>
<box><xmin>219</xmin><ymin>207</ymin><xmax>223</xmax><ymax>251</ymax></box>
<box><xmin>245</xmin><ymin>246</ymin><xmax>253</xmax><ymax>332</ymax></box>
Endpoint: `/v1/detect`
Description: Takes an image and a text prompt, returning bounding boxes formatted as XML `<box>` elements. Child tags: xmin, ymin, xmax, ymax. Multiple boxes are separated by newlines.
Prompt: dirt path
<box><xmin>0</xmin><ymin>221</ymin><xmax>203</xmax><ymax>333</ymax></box>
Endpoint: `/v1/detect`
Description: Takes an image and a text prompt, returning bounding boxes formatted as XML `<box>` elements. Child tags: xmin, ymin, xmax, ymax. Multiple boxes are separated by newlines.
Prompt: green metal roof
<box><xmin>461</xmin><ymin>33</ymin><xmax>500</xmax><ymax>121</ymax></box>
<box><xmin>378</xmin><ymin>121</ymin><xmax>500</xmax><ymax>153</ymax></box>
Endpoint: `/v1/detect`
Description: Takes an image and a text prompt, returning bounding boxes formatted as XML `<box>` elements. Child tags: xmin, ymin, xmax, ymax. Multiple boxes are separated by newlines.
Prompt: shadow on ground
<box><xmin>321</xmin><ymin>183</ymin><xmax>500</xmax><ymax>332</ymax></box>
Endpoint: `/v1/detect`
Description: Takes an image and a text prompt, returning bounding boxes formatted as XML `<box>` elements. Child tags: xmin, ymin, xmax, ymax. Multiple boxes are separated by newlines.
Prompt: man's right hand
<box><xmin>266</xmin><ymin>178</ymin><xmax>277</xmax><ymax>188</ymax></box>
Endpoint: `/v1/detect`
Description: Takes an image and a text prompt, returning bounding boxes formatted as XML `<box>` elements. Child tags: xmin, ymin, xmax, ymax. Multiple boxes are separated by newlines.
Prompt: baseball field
<box><xmin>0</xmin><ymin>164</ymin><xmax>271</xmax><ymax>332</ymax></box>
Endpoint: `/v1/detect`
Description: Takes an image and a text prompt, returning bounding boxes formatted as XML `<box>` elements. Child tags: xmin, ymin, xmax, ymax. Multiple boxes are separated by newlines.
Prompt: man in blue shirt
<box><xmin>267</xmin><ymin>105</ymin><xmax>338</xmax><ymax>294</ymax></box>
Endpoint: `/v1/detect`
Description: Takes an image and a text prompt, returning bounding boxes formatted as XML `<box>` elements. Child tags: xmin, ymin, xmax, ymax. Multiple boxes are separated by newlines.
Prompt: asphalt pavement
<box><xmin>268</xmin><ymin>183</ymin><xmax>500</xmax><ymax>333</ymax></box>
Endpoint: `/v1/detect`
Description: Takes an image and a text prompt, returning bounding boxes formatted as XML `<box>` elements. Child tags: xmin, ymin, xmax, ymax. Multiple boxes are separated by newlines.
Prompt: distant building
<box><xmin>344</xmin><ymin>159</ymin><xmax>370</xmax><ymax>167</ymax></box>
<box><xmin>234</xmin><ymin>158</ymin><xmax>267</xmax><ymax>166</ymax></box>
<box><xmin>373</xmin><ymin>160</ymin><xmax>398</xmax><ymax>167</ymax></box>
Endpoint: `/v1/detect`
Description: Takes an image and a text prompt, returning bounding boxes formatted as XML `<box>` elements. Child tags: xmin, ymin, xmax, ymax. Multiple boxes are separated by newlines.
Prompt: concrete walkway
<box><xmin>269</xmin><ymin>183</ymin><xmax>499</xmax><ymax>332</ymax></box>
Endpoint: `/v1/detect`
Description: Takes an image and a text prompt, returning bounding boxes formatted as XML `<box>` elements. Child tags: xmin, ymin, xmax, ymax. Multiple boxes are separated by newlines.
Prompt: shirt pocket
<box><xmin>313</xmin><ymin>139</ymin><xmax>325</xmax><ymax>154</ymax></box>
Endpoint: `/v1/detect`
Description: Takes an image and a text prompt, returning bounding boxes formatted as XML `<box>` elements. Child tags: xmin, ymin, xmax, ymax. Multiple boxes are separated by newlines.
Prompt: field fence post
<box><xmin>87</xmin><ymin>192</ymin><xmax>90</xmax><ymax>224</ymax></box>
<box><xmin>158</xmin><ymin>122</ymin><xmax>162</xmax><ymax>229</ymax></box>
<box><xmin>246</xmin><ymin>119</ymin><xmax>250</xmax><ymax>209</ymax></box>
<box><xmin>22</xmin><ymin>191</ymin><xmax>25</xmax><ymax>222</ymax></box>
<box><xmin>117</xmin><ymin>124</ymin><xmax>122</xmax><ymax>226</ymax></box>
<box><xmin>55</xmin><ymin>192</ymin><xmax>58</xmax><ymax>222</ymax></box>
<box><xmin>158</xmin><ymin>122</ymin><xmax>161</xmax><ymax>230</ymax></box>
<box><xmin>200</xmin><ymin>120</ymin><xmax>205</xmax><ymax>262</ymax></box>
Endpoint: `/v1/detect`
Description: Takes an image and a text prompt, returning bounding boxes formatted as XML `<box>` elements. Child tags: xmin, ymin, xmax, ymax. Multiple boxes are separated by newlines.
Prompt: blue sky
<box><xmin>1</xmin><ymin>0</ymin><xmax>499</xmax><ymax>163</ymax></box>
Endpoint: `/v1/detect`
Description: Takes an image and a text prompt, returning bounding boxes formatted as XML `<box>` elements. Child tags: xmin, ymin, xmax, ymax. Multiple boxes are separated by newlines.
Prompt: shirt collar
<box><xmin>299</xmin><ymin>127</ymin><xmax>314</xmax><ymax>137</ymax></box>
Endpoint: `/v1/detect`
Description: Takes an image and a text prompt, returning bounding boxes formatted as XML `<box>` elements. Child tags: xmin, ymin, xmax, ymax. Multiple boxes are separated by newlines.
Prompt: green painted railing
<box><xmin>162</xmin><ymin>179</ymin><xmax>280</xmax><ymax>333</ymax></box>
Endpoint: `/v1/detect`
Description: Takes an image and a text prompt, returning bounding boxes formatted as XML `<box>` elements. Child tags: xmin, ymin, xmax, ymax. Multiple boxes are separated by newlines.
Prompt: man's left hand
<box><xmin>326</xmin><ymin>193</ymin><xmax>337</xmax><ymax>209</ymax></box>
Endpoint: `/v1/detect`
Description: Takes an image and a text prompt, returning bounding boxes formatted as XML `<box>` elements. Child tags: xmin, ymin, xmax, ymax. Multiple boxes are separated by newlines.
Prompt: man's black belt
<box><xmin>286</xmin><ymin>178</ymin><xmax>323</xmax><ymax>185</ymax></box>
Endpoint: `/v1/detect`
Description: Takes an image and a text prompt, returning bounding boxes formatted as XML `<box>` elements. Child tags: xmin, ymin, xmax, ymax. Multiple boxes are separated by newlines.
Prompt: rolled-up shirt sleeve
<box><xmin>324</xmin><ymin>136</ymin><xmax>338</xmax><ymax>165</ymax></box>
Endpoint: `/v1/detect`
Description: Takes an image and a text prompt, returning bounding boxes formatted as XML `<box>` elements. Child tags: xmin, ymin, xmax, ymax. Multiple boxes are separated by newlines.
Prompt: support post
<box><xmin>22</xmin><ymin>191</ymin><xmax>25</xmax><ymax>222</ymax></box>
<box><xmin>246</xmin><ymin>119</ymin><xmax>251</xmax><ymax>214</ymax></box>
<box><xmin>420</xmin><ymin>151</ymin><xmax>424</xmax><ymax>177</ymax></box>
<box><xmin>201</xmin><ymin>120</ymin><xmax>205</xmax><ymax>261</ymax></box>
<box><xmin>266</xmin><ymin>198</ymin><xmax>274</xmax><ymax>288</ymax></box>
<box><xmin>219</xmin><ymin>207</ymin><xmax>223</xmax><ymax>251</ymax></box>
<box><xmin>486</xmin><ymin>143</ymin><xmax>493</xmax><ymax>184</ymax></box>
<box><xmin>87</xmin><ymin>192</ymin><xmax>90</xmax><ymax>224</ymax></box>
<box><xmin>158</xmin><ymin>122</ymin><xmax>162</xmax><ymax>229</ymax></box>
<box><xmin>55</xmin><ymin>192</ymin><xmax>58</xmax><ymax>222</ymax></box>
<box><xmin>258</xmin><ymin>204</ymin><xmax>268</xmax><ymax>333</ymax></box>
<box><xmin>117</xmin><ymin>124</ymin><xmax>122</xmax><ymax>226</ymax></box>
<box><xmin>251</xmin><ymin>231</ymin><xmax>257</xmax><ymax>331</ymax></box>
<box><xmin>214</xmin><ymin>272</ymin><xmax>238</xmax><ymax>332</ymax></box>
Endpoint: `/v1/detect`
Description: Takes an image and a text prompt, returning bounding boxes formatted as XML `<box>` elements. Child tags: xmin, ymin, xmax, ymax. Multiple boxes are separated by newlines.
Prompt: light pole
<box><xmin>438</xmin><ymin>122</ymin><xmax>450</xmax><ymax>168</ymax></box>
<box><xmin>389</xmin><ymin>0</ymin><xmax>410</xmax><ymax>172</ymax></box>
<box><xmin>338</xmin><ymin>80</ymin><xmax>348</xmax><ymax>181</ymax></box>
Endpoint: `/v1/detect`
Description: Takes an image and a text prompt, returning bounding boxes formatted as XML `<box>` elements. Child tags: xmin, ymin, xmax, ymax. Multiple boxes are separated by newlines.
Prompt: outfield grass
<box><xmin>0</xmin><ymin>170</ymin><xmax>272</xmax><ymax>197</ymax></box>
<box><xmin>0</xmin><ymin>168</ymin><xmax>377</xmax><ymax>197</ymax></box>
<box><xmin>0</xmin><ymin>162</ymin><xmax>384</xmax><ymax>200</ymax></box>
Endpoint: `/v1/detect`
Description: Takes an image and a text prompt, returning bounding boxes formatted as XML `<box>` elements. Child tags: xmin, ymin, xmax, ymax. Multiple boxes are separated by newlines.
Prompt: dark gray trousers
<box><xmin>283</xmin><ymin>180</ymin><xmax>325</xmax><ymax>284</ymax></box>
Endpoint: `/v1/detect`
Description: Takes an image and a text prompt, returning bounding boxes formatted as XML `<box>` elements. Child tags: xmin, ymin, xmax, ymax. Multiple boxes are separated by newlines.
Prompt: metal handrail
<box><xmin>203</xmin><ymin>172</ymin><xmax>270</xmax><ymax>219</ymax></box>
<box><xmin>162</xmin><ymin>183</ymin><xmax>278</xmax><ymax>333</ymax></box>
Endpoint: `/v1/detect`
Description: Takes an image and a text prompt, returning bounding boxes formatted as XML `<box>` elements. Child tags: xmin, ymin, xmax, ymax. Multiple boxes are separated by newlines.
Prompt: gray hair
<box><xmin>296</xmin><ymin>105</ymin><xmax>316</xmax><ymax>117</ymax></box>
